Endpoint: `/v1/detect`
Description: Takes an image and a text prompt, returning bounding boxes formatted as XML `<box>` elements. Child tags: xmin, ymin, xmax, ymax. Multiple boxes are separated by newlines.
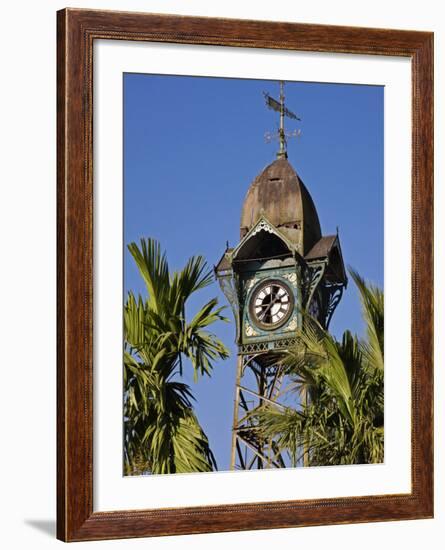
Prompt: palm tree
<box><xmin>124</xmin><ymin>238</ymin><xmax>229</xmax><ymax>475</ymax></box>
<box><xmin>252</xmin><ymin>269</ymin><xmax>384</xmax><ymax>467</ymax></box>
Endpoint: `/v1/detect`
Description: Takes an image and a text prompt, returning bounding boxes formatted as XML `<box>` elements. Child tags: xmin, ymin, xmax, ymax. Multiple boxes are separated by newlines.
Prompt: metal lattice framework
<box><xmin>238</xmin><ymin>337</ymin><xmax>297</xmax><ymax>355</ymax></box>
<box><xmin>218</xmin><ymin>263</ymin><xmax>346</xmax><ymax>471</ymax></box>
<box><xmin>230</xmin><ymin>353</ymin><xmax>291</xmax><ymax>470</ymax></box>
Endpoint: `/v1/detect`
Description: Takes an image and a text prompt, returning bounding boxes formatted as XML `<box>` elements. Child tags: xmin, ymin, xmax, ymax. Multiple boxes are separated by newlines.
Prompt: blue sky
<box><xmin>124</xmin><ymin>73</ymin><xmax>383</xmax><ymax>472</ymax></box>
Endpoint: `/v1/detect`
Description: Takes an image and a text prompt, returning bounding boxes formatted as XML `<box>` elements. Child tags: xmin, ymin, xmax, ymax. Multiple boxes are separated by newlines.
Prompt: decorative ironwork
<box><xmin>217</xmin><ymin>271</ymin><xmax>240</xmax><ymax>338</ymax></box>
<box><xmin>273</xmin><ymin>337</ymin><xmax>297</xmax><ymax>349</ymax></box>
<box><xmin>246</xmin><ymin>276</ymin><xmax>258</xmax><ymax>292</ymax></box>
<box><xmin>251</xmin><ymin>219</ymin><xmax>275</xmax><ymax>236</ymax></box>
<box><xmin>324</xmin><ymin>284</ymin><xmax>344</xmax><ymax>329</ymax></box>
<box><xmin>238</xmin><ymin>337</ymin><xmax>297</xmax><ymax>355</ymax></box>
<box><xmin>244</xmin><ymin>321</ymin><xmax>259</xmax><ymax>337</ymax></box>
<box><xmin>239</xmin><ymin>342</ymin><xmax>270</xmax><ymax>354</ymax></box>
<box><xmin>283</xmin><ymin>314</ymin><xmax>298</xmax><ymax>332</ymax></box>
<box><xmin>304</xmin><ymin>262</ymin><xmax>326</xmax><ymax>308</ymax></box>
<box><xmin>282</xmin><ymin>271</ymin><xmax>298</xmax><ymax>286</ymax></box>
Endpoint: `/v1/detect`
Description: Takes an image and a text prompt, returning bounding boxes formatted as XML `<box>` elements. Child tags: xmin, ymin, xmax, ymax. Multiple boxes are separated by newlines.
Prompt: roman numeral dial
<box><xmin>249</xmin><ymin>279</ymin><xmax>294</xmax><ymax>330</ymax></box>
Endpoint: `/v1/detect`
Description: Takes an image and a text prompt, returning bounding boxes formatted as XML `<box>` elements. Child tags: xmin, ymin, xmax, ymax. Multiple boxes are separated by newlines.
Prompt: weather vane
<box><xmin>263</xmin><ymin>81</ymin><xmax>301</xmax><ymax>159</ymax></box>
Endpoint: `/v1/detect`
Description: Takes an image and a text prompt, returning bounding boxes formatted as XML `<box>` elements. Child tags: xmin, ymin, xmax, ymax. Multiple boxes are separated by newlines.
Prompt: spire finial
<box><xmin>278</xmin><ymin>81</ymin><xmax>286</xmax><ymax>159</ymax></box>
<box><xmin>263</xmin><ymin>81</ymin><xmax>301</xmax><ymax>159</ymax></box>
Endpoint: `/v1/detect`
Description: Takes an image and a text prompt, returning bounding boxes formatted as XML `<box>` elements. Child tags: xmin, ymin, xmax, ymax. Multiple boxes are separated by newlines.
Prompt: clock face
<box><xmin>249</xmin><ymin>279</ymin><xmax>294</xmax><ymax>330</ymax></box>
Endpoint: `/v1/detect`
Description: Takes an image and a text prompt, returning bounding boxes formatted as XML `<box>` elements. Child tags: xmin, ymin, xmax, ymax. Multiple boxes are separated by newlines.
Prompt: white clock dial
<box><xmin>249</xmin><ymin>279</ymin><xmax>294</xmax><ymax>330</ymax></box>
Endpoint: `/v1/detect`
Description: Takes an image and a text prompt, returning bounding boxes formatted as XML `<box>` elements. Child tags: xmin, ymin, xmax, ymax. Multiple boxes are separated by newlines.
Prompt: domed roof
<box><xmin>240</xmin><ymin>158</ymin><xmax>322</xmax><ymax>256</ymax></box>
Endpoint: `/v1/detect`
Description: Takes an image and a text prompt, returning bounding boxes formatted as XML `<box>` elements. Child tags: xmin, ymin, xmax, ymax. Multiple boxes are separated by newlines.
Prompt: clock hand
<box><xmin>258</xmin><ymin>288</ymin><xmax>281</xmax><ymax>321</ymax></box>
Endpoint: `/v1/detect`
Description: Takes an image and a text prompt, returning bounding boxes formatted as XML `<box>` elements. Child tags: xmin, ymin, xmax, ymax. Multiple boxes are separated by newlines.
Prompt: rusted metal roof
<box><xmin>306</xmin><ymin>235</ymin><xmax>347</xmax><ymax>284</ymax></box>
<box><xmin>240</xmin><ymin>158</ymin><xmax>321</xmax><ymax>256</ymax></box>
<box><xmin>305</xmin><ymin>235</ymin><xmax>337</xmax><ymax>260</ymax></box>
<box><xmin>215</xmin><ymin>249</ymin><xmax>233</xmax><ymax>273</ymax></box>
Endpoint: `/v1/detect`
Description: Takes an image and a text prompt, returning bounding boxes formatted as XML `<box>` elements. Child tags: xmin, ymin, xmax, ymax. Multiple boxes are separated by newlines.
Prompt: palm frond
<box><xmin>349</xmin><ymin>268</ymin><xmax>384</xmax><ymax>371</ymax></box>
<box><xmin>252</xmin><ymin>270</ymin><xmax>384</xmax><ymax>467</ymax></box>
<box><xmin>127</xmin><ymin>239</ymin><xmax>170</xmax><ymax>314</ymax></box>
<box><xmin>123</xmin><ymin>238</ymin><xmax>229</xmax><ymax>475</ymax></box>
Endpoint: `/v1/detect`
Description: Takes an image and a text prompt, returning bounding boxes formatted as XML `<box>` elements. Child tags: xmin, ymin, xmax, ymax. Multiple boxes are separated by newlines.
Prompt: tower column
<box><xmin>215</xmin><ymin>81</ymin><xmax>347</xmax><ymax>471</ymax></box>
<box><xmin>230</xmin><ymin>355</ymin><xmax>243</xmax><ymax>470</ymax></box>
<box><xmin>230</xmin><ymin>352</ymin><xmax>287</xmax><ymax>470</ymax></box>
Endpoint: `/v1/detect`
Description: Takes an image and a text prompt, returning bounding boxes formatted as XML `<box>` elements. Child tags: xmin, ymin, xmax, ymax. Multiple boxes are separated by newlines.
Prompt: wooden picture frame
<box><xmin>57</xmin><ymin>8</ymin><xmax>434</xmax><ymax>542</ymax></box>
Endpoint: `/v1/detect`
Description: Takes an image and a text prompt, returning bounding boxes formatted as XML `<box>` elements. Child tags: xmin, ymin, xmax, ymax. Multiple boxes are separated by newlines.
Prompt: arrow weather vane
<box><xmin>263</xmin><ymin>81</ymin><xmax>301</xmax><ymax>159</ymax></box>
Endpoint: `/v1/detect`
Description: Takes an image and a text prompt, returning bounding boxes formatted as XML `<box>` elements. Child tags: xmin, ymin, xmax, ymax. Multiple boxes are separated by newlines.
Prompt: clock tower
<box><xmin>215</xmin><ymin>83</ymin><xmax>347</xmax><ymax>470</ymax></box>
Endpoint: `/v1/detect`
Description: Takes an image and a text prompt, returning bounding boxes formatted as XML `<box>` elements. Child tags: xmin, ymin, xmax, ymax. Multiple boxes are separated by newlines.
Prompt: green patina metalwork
<box><xmin>214</xmin><ymin>86</ymin><xmax>347</xmax><ymax>470</ymax></box>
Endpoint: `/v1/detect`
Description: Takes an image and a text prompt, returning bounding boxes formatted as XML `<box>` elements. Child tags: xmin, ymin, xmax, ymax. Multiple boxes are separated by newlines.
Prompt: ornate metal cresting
<box><xmin>215</xmin><ymin>82</ymin><xmax>347</xmax><ymax>470</ymax></box>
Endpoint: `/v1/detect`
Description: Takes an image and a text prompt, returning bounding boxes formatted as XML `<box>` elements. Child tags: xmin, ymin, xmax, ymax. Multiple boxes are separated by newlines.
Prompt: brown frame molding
<box><xmin>57</xmin><ymin>8</ymin><xmax>434</xmax><ymax>542</ymax></box>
